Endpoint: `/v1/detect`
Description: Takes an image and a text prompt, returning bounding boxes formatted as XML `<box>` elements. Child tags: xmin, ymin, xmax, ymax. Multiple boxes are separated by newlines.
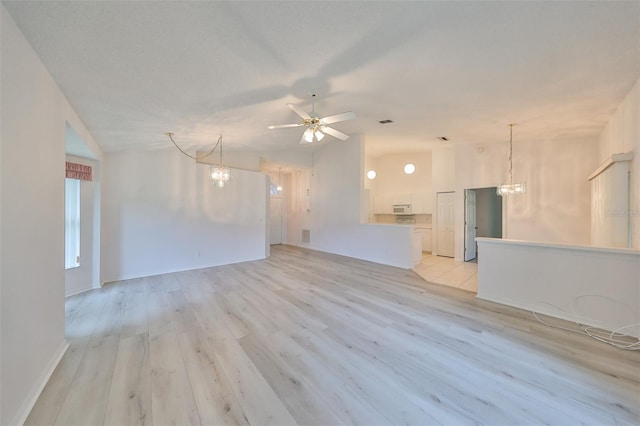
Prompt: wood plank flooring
<box><xmin>26</xmin><ymin>245</ymin><xmax>639</xmax><ymax>425</ymax></box>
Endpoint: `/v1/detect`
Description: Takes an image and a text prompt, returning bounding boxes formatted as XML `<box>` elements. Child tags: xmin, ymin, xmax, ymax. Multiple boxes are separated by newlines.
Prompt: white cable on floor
<box><xmin>531</xmin><ymin>300</ymin><xmax>640</xmax><ymax>351</ymax></box>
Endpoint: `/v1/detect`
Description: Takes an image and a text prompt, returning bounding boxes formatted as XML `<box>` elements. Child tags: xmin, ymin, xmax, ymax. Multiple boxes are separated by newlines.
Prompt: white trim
<box><xmin>588</xmin><ymin>152</ymin><xmax>633</xmax><ymax>181</ymax></box>
<box><xmin>9</xmin><ymin>341</ymin><xmax>70</xmax><ymax>426</ymax></box>
<box><xmin>476</xmin><ymin>237</ymin><xmax>640</xmax><ymax>256</ymax></box>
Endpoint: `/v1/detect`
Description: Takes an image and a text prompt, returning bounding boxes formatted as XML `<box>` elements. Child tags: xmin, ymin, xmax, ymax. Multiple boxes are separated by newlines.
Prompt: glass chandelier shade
<box><xmin>211</xmin><ymin>165</ymin><xmax>230</xmax><ymax>188</ymax></box>
<box><xmin>497</xmin><ymin>182</ymin><xmax>526</xmax><ymax>195</ymax></box>
<box><xmin>210</xmin><ymin>135</ymin><xmax>230</xmax><ymax>188</ymax></box>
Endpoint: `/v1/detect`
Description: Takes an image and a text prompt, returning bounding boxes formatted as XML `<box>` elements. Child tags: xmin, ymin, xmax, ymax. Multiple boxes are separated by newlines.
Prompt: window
<box><xmin>65</xmin><ymin>178</ymin><xmax>80</xmax><ymax>269</ymax></box>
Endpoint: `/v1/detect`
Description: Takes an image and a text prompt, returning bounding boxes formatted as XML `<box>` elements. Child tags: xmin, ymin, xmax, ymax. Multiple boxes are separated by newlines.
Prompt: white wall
<box><xmin>597</xmin><ymin>77</ymin><xmax>640</xmax><ymax>249</ymax></box>
<box><xmin>284</xmin><ymin>169</ymin><xmax>311</xmax><ymax>247</ymax></box>
<box><xmin>432</xmin><ymin>147</ymin><xmax>456</xmax><ymax>194</ymax></box>
<box><xmin>431</xmin><ymin>147</ymin><xmax>456</xmax><ymax>256</ymax></box>
<box><xmin>304</xmin><ymin>137</ymin><xmax>416</xmax><ymax>268</ymax></box>
<box><xmin>477</xmin><ymin>238</ymin><xmax>640</xmax><ymax>338</ymax></box>
<box><xmin>453</xmin><ymin>137</ymin><xmax>597</xmax><ymax>260</ymax></box>
<box><xmin>370</xmin><ymin>152</ymin><xmax>433</xmax><ymax>198</ymax></box>
<box><xmin>0</xmin><ymin>6</ymin><xmax>101</xmax><ymax>424</ymax></box>
<box><xmin>591</xmin><ymin>160</ymin><xmax>632</xmax><ymax>248</ymax></box>
<box><xmin>197</xmin><ymin>147</ymin><xmax>313</xmax><ymax>173</ymax></box>
<box><xmin>102</xmin><ymin>148</ymin><xmax>269</xmax><ymax>282</ymax></box>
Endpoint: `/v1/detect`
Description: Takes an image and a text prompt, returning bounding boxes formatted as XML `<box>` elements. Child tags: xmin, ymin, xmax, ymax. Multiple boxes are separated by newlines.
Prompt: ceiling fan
<box><xmin>268</xmin><ymin>94</ymin><xmax>356</xmax><ymax>144</ymax></box>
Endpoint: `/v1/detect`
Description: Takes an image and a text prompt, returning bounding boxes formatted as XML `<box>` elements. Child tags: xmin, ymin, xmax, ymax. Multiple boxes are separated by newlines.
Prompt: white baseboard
<box><xmin>65</xmin><ymin>287</ymin><xmax>93</xmax><ymax>298</ymax></box>
<box><xmin>9</xmin><ymin>341</ymin><xmax>70</xmax><ymax>426</ymax></box>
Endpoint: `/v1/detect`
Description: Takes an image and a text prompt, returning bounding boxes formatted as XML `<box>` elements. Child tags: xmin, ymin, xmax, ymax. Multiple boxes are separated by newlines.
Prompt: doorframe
<box><xmin>464</xmin><ymin>186</ymin><xmax>503</xmax><ymax>262</ymax></box>
<box><xmin>464</xmin><ymin>188</ymin><xmax>477</xmax><ymax>262</ymax></box>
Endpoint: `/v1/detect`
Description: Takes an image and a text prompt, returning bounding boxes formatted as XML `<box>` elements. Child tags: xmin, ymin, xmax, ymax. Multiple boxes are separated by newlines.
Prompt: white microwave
<box><xmin>392</xmin><ymin>204</ymin><xmax>412</xmax><ymax>215</ymax></box>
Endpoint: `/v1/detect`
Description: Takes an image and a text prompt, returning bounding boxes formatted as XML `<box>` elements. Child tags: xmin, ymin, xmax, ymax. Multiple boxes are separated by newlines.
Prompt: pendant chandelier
<box><xmin>497</xmin><ymin>124</ymin><xmax>526</xmax><ymax>196</ymax></box>
<box><xmin>276</xmin><ymin>167</ymin><xmax>283</xmax><ymax>193</ymax></box>
<box><xmin>210</xmin><ymin>136</ymin><xmax>230</xmax><ymax>188</ymax></box>
<box><xmin>166</xmin><ymin>132</ymin><xmax>230</xmax><ymax>188</ymax></box>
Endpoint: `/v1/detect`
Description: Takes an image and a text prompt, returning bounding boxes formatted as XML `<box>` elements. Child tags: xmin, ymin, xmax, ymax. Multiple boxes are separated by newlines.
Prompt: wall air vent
<box><xmin>378</xmin><ymin>119</ymin><xmax>394</xmax><ymax>124</ymax></box>
<box><xmin>302</xmin><ymin>229</ymin><xmax>310</xmax><ymax>243</ymax></box>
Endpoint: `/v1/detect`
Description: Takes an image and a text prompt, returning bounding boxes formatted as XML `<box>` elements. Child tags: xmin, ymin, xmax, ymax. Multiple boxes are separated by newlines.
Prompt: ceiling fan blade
<box><xmin>267</xmin><ymin>123</ymin><xmax>304</xmax><ymax>129</ymax></box>
<box><xmin>320</xmin><ymin>111</ymin><xmax>356</xmax><ymax>125</ymax></box>
<box><xmin>322</xmin><ymin>126</ymin><xmax>350</xmax><ymax>141</ymax></box>
<box><xmin>287</xmin><ymin>103</ymin><xmax>311</xmax><ymax>120</ymax></box>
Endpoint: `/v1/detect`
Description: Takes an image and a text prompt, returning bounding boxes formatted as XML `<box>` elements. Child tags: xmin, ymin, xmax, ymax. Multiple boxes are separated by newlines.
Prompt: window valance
<box><xmin>65</xmin><ymin>161</ymin><xmax>92</xmax><ymax>181</ymax></box>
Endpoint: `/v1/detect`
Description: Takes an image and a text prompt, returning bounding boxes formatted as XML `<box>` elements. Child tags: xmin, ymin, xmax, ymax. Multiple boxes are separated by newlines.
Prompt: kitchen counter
<box><xmin>369</xmin><ymin>222</ymin><xmax>432</xmax><ymax>230</ymax></box>
<box><xmin>357</xmin><ymin>222</ymin><xmax>421</xmax><ymax>268</ymax></box>
<box><xmin>367</xmin><ymin>222</ymin><xmax>433</xmax><ymax>256</ymax></box>
<box><xmin>366</xmin><ymin>222</ymin><xmax>415</xmax><ymax>228</ymax></box>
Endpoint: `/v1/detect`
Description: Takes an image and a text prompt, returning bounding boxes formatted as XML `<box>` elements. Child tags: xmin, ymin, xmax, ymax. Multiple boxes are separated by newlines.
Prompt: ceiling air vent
<box><xmin>438</xmin><ymin>136</ymin><xmax>449</xmax><ymax>141</ymax></box>
<box><xmin>378</xmin><ymin>119</ymin><xmax>394</xmax><ymax>124</ymax></box>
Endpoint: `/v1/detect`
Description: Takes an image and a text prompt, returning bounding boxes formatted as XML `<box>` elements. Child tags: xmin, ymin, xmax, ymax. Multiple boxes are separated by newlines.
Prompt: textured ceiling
<box><xmin>3</xmin><ymin>1</ymin><xmax>639</xmax><ymax>156</ymax></box>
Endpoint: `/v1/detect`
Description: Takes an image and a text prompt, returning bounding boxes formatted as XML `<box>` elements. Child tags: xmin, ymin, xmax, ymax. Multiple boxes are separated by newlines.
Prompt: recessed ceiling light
<box><xmin>378</xmin><ymin>119</ymin><xmax>394</xmax><ymax>124</ymax></box>
<box><xmin>438</xmin><ymin>136</ymin><xmax>449</xmax><ymax>141</ymax></box>
<box><xmin>404</xmin><ymin>163</ymin><xmax>416</xmax><ymax>174</ymax></box>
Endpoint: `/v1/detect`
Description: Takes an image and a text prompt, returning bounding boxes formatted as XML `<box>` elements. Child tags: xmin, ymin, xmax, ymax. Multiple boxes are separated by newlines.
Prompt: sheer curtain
<box><xmin>65</xmin><ymin>178</ymin><xmax>80</xmax><ymax>269</ymax></box>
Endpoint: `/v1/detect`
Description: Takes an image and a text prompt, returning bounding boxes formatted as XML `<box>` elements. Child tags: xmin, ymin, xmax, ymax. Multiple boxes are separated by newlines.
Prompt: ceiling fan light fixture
<box><xmin>303</xmin><ymin>128</ymin><xmax>314</xmax><ymax>143</ymax></box>
<box><xmin>269</xmin><ymin>95</ymin><xmax>355</xmax><ymax>144</ymax></box>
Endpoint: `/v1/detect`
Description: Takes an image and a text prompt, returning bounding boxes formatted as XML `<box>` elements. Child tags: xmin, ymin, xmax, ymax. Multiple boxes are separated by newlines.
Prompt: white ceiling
<box><xmin>4</xmin><ymin>1</ymin><xmax>639</xmax><ymax>156</ymax></box>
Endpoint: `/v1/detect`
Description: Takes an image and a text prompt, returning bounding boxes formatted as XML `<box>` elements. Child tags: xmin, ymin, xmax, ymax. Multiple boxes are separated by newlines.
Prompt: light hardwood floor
<box><xmin>26</xmin><ymin>245</ymin><xmax>639</xmax><ymax>425</ymax></box>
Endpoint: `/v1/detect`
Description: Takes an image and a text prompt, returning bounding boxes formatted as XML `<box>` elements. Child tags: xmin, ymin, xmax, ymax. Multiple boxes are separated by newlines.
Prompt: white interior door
<box><xmin>270</xmin><ymin>197</ymin><xmax>283</xmax><ymax>245</ymax></box>
<box><xmin>464</xmin><ymin>189</ymin><xmax>477</xmax><ymax>261</ymax></box>
<box><xmin>437</xmin><ymin>192</ymin><xmax>455</xmax><ymax>257</ymax></box>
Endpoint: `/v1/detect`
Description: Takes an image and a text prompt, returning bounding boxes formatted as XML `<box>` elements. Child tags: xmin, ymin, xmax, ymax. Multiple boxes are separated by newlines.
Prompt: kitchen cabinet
<box><xmin>392</xmin><ymin>193</ymin><xmax>412</xmax><ymax>205</ymax></box>
<box><xmin>411</xmin><ymin>191</ymin><xmax>433</xmax><ymax>214</ymax></box>
<box><xmin>415</xmin><ymin>227</ymin><xmax>432</xmax><ymax>252</ymax></box>
<box><xmin>374</xmin><ymin>192</ymin><xmax>433</xmax><ymax>214</ymax></box>
<box><xmin>373</xmin><ymin>194</ymin><xmax>393</xmax><ymax>214</ymax></box>
<box><xmin>422</xmin><ymin>229</ymin><xmax>432</xmax><ymax>252</ymax></box>
<box><xmin>412</xmin><ymin>230</ymin><xmax>423</xmax><ymax>266</ymax></box>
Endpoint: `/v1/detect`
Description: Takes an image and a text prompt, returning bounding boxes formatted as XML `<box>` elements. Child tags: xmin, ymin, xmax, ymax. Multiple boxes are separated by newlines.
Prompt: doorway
<box><xmin>64</xmin><ymin>123</ymin><xmax>101</xmax><ymax>296</ymax></box>
<box><xmin>464</xmin><ymin>187</ymin><xmax>502</xmax><ymax>262</ymax></box>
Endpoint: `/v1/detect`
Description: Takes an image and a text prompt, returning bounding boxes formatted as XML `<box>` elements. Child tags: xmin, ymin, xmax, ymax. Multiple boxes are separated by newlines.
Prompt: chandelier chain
<box><xmin>166</xmin><ymin>132</ymin><xmax>221</xmax><ymax>161</ymax></box>
<box><xmin>508</xmin><ymin>124</ymin><xmax>514</xmax><ymax>185</ymax></box>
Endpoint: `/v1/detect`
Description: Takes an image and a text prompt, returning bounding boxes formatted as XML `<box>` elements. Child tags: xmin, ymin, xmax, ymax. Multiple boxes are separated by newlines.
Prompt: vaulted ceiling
<box><xmin>4</xmin><ymin>1</ymin><xmax>639</xmax><ymax>156</ymax></box>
